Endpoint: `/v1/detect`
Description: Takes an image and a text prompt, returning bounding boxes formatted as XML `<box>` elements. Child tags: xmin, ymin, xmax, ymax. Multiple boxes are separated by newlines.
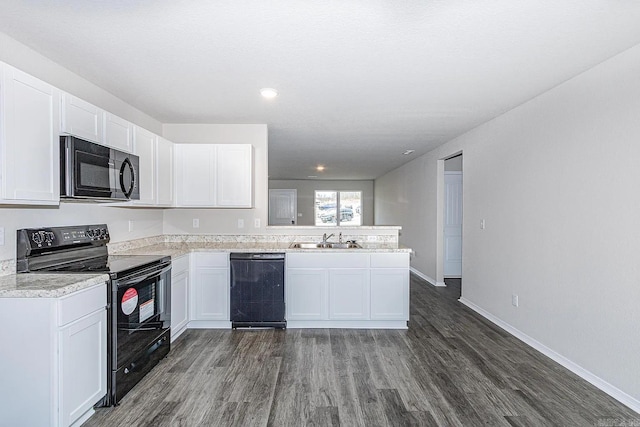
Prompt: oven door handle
<box><xmin>117</xmin><ymin>265</ymin><xmax>171</xmax><ymax>287</ymax></box>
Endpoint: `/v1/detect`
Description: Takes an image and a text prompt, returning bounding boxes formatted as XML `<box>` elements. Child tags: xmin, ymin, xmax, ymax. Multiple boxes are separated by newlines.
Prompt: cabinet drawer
<box><xmin>287</xmin><ymin>253</ymin><xmax>369</xmax><ymax>268</ymax></box>
<box><xmin>194</xmin><ymin>252</ymin><xmax>228</xmax><ymax>268</ymax></box>
<box><xmin>58</xmin><ymin>283</ymin><xmax>106</xmax><ymax>326</ymax></box>
<box><xmin>370</xmin><ymin>253</ymin><xmax>409</xmax><ymax>268</ymax></box>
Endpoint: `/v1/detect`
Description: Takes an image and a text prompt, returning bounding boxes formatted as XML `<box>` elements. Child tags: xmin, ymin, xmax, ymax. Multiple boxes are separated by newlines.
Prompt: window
<box><xmin>314</xmin><ymin>191</ymin><xmax>362</xmax><ymax>226</ymax></box>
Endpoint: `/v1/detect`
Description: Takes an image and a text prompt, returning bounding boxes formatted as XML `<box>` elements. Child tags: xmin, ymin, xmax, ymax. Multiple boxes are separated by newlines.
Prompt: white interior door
<box><xmin>269</xmin><ymin>189</ymin><xmax>297</xmax><ymax>225</ymax></box>
<box><xmin>444</xmin><ymin>172</ymin><xmax>463</xmax><ymax>277</ymax></box>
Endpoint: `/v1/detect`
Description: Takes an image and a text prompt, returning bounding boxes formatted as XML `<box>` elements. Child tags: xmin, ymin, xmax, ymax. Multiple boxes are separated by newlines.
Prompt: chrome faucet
<box><xmin>322</xmin><ymin>233</ymin><xmax>334</xmax><ymax>243</ymax></box>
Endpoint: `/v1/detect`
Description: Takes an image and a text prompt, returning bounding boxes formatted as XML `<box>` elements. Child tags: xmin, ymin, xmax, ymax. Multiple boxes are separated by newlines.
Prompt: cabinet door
<box><xmin>133</xmin><ymin>126</ymin><xmax>157</xmax><ymax>205</ymax></box>
<box><xmin>103</xmin><ymin>112</ymin><xmax>133</xmax><ymax>152</ymax></box>
<box><xmin>193</xmin><ymin>268</ymin><xmax>229</xmax><ymax>320</ymax></box>
<box><xmin>286</xmin><ymin>269</ymin><xmax>329</xmax><ymax>320</ymax></box>
<box><xmin>370</xmin><ymin>269</ymin><xmax>409</xmax><ymax>320</ymax></box>
<box><xmin>176</xmin><ymin>144</ymin><xmax>216</xmax><ymax>206</ymax></box>
<box><xmin>156</xmin><ymin>137</ymin><xmax>174</xmax><ymax>206</ymax></box>
<box><xmin>59</xmin><ymin>309</ymin><xmax>107</xmax><ymax>427</ymax></box>
<box><xmin>60</xmin><ymin>93</ymin><xmax>103</xmax><ymax>143</ymax></box>
<box><xmin>216</xmin><ymin>144</ymin><xmax>253</xmax><ymax>207</ymax></box>
<box><xmin>1</xmin><ymin>64</ymin><xmax>60</xmax><ymax>203</ymax></box>
<box><xmin>329</xmin><ymin>269</ymin><xmax>369</xmax><ymax>320</ymax></box>
<box><xmin>171</xmin><ymin>270</ymin><xmax>189</xmax><ymax>340</ymax></box>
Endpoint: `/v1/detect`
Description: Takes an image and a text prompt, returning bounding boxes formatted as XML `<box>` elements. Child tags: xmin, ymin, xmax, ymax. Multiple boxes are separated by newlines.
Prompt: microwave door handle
<box><xmin>120</xmin><ymin>158</ymin><xmax>135</xmax><ymax>198</ymax></box>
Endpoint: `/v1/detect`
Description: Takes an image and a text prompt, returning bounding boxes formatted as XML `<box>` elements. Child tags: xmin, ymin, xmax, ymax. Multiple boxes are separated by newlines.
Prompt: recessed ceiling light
<box><xmin>316</xmin><ymin>165</ymin><xmax>325</xmax><ymax>172</ymax></box>
<box><xmin>402</xmin><ymin>150</ymin><xmax>415</xmax><ymax>155</ymax></box>
<box><xmin>260</xmin><ymin>88</ymin><xmax>278</xmax><ymax>98</ymax></box>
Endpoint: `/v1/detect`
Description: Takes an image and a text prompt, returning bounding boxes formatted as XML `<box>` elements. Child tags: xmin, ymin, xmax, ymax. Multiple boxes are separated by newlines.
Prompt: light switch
<box><xmin>193</xmin><ymin>219</ymin><xmax>200</xmax><ymax>228</ymax></box>
<box><xmin>254</xmin><ymin>218</ymin><xmax>261</xmax><ymax>228</ymax></box>
<box><xmin>238</xmin><ymin>219</ymin><xmax>244</xmax><ymax>228</ymax></box>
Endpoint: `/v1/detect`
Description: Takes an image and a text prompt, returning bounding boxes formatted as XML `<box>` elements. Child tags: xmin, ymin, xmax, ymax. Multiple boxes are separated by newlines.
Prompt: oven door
<box><xmin>114</xmin><ymin>263</ymin><xmax>171</xmax><ymax>354</ymax></box>
<box><xmin>109</xmin><ymin>263</ymin><xmax>171</xmax><ymax>404</ymax></box>
<box><xmin>62</xmin><ymin>136</ymin><xmax>139</xmax><ymax>200</ymax></box>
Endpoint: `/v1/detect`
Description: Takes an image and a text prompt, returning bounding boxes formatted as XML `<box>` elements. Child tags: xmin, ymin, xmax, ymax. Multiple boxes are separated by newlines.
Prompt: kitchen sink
<box><xmin>289</xmin><ymin>242</ymin><xmax>362</xmax><ymax>249</ymax></box>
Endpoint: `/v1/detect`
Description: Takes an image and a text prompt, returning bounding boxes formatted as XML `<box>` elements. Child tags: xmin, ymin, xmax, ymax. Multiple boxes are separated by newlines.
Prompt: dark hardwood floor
<box><xmin>84</xmin><ymin>275</ymin><xmax>638</xmax><ymax>426</ymax></box>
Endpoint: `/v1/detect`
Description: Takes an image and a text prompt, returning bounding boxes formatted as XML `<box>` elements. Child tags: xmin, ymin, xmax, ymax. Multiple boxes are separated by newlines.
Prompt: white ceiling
<box><xmin>2</xmin><ymin>1</ymin><xmax>640</xmax><ymax>180</ymax></box>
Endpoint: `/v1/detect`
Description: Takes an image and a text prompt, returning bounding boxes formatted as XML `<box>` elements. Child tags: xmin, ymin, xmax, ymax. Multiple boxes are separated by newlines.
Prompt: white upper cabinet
<box><xmin>176</xmin><ymin>144</ymin><xmax>216</xmax><ymax>206</ymax></box>
<box><xmin>133</xmin><ymin>126</ymin><xmax>157</xmax><ymax>205</ymax></box>
<box><xmin>216</xmin><ymin>144</ymin><xmax>253</xmax><ymax>207</ymax></box>
<box><xmin>60</xmin><ymin>93</ymin><xmax>103</xmax><ymax>143</ymax></box>
<box><xmin>156</xmin><ymin>137</ymin><xmax>174</xmax><ymax>206</ymax></box>
<box><xmin>0</xmin><ymin>63</ymin><xmax>60</xmax><ymax>205</ymax></box>
<box><xmin>175</xmin><ymin>143</ymin><xmax>253</xmax><ymax>208</ymax></box>
<box><xmin>103</xmin><ymin>112</ymin><xmax>133</xmax><ymax>153</ymax></box>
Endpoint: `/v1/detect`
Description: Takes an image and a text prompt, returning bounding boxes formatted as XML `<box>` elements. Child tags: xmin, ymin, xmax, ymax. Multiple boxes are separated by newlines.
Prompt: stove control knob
<box><xmin>44</xmin><ymin>232</ymin><xmax>55</xmax><ymax>245</ymax></box>
<box><xmin>101</xmin><ymin>228</ymin><xmax>107</xmax><ymax>238</ymax></box>
<box><xmin>32</xmin><ymin>232</ymin><xmax>44</xmax><ymax>245</ymax></box>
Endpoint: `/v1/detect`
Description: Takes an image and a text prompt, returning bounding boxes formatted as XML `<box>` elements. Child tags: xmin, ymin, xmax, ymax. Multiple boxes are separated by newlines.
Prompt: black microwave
<box><xmin>60</xmin><ymin>135</ymin><xmax>140</xmax><ymax>201</ymax></box>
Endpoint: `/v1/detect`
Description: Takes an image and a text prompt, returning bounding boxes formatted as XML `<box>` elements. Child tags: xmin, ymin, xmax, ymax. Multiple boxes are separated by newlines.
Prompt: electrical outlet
<box><xmin>192</xmin><ymin>218</ymin><xmax>200</xmax><ymax>228</ymax></box>
<box><xmin>367</xmin><ymin>235</ymin><xmax>378</xmax><ymax>242</ymax></box>
<box><xmin>254</xmin><ymin>218</ymin><xmax>261</xmax><ymax>228</ymax></box>
<box><xmin>238</xmin><ymin>219</ymin><xmax>244</xmax><ymax>229</ymax></box>
<box><xmin>480</xmin><ymin>219</ymin><xmax>486</xmax><ymax>229</ymax></box>
<box><xmin>0</xmin><ymin>227</ymin><xmax>4</xmax><ymax>246</ymax></box>
<box><xmin>128</xmin><ymin>220</ymin><xmax>134</xmax><ymax>232</ymax></box>
<box><xmin>512</xmin><ymin>294</ymin><xmax>519</xmax><ymax>307</ymax></box>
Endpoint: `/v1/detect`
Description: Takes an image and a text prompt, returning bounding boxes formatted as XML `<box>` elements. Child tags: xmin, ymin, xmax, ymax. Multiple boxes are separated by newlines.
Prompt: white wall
<box><xmin>162</xmin><ymin>124</ymin><xmax>269</xmax><ymax>234</ymax></box>
<box><xmin>0</xmin><ymin>32</ymin><xmax>165</xmax><ymax>262</ymax></box>
<box><xmin>0</xmin><ymin>204</ymin><xmax>163</xmax><ymax>261</ymax></box>
<box><xmin>375</xmin><ymin>44</ymin><xmax>640</xmax><ymax>406</ymax></box>
<box><xmin>269</xmin><ymin>179</ymin><xmax>374</xmax><ymax>226</ymax></box>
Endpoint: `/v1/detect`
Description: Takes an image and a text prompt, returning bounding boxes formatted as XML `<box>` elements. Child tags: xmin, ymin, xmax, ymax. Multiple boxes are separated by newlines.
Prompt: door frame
<box><xmin>436</xmin><ymin>151</ymin><xmax>463</xmax><ymax>288</ymax></box>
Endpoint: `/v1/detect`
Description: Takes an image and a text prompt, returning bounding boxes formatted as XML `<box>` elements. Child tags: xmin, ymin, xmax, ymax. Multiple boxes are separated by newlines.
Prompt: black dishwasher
<box><xmin>230</xmin><ymin>253</ymin><xmax>286</xmax><ymax>328</ymax></box>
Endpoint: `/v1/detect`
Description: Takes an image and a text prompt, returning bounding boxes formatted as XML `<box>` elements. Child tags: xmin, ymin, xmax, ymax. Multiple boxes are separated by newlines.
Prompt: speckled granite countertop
<box><xmin>0</xmin><ymin>237</ymin><xmax>409</xmax><ymax>298</ymax></box>
<box><xmin>0</xmin><ymin>273</ymin><xmax>109</xmax><ymax>298</ymax></box>
<box><xmin>111</xmin><ymin>242</ymin><xmax>411</xmax><ymax>259</ymax></box>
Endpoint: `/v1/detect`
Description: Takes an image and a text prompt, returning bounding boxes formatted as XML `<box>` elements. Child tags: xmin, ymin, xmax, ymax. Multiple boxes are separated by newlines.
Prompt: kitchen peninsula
<box><xmin>107</xmin><ymin>226</ymin><xmax>411</xmax><ymax>336</ymax></box>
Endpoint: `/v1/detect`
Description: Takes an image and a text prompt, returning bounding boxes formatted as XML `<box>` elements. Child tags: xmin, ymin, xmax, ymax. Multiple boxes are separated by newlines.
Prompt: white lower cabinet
<box><xmin>370</xmin><ymin>268</ymin><xmax>409</xmax><ymax>320</ymax></box>
<box><xmin>171</xmin><ymin>254</ymin><xmax>190</xmax><ymax>341</ymax></box>
<box><xmin>286</xmin><ymin>268</ymin><xmax>329</xmax><ymax>320</ymax></box>
<box><xmin>286</xmin><ymin>252</ymin><xmax>409</xmax><ymax>328</ymax></box>
<box><xmin>370</xmin><ymin>253</ymin><xmax>410</xmax><ymax>320</ymax></box>
<box><xmin>0</xmin><ymin>282</ymin><xmax>107</xmax><ymax>427</ymax></box>
<box><xmin>329</xmin><ymin>269</ymin><xmax>369</xmax><ymax>320</ymax></box>
<box><xmin>59</xmin><ymin>309</ymin><xmax>107</xmax><ymax>427</ymax></box>
<box><xmin>190</xmin><ymin>252</ymin><xmax>230</xmax><ymax>327</ymax></box>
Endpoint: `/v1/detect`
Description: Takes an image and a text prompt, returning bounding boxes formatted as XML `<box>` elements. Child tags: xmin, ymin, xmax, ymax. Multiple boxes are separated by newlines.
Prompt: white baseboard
<box><xmin>458</xmin><ymin>297</ymin><xmax>640</xmax><ymax>414</ymax></box>
<box><xmin>410</xmin><ymin>267</ymin><xmax>446</xmax><ymax>287</ymax></box>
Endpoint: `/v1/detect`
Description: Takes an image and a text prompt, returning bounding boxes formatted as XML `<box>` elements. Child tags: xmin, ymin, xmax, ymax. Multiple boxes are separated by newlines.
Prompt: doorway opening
<box><xmin>440</xmin><ymin>153</ymin><xmax>463</xmax><ymax>298</ymax></box>
<box><xmin>269</xmin><ymin>189</ymin><xmax>297</xmax><ymax>225</ymax></box>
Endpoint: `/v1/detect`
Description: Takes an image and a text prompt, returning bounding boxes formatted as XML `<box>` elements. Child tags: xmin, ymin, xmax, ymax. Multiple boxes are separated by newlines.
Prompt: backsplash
<box><xmin>108</xmin><ymin>232</ymin><xmax>398</xmax><ymax>253</ymax></box>
<box><xmin>0</xmin><ymin>259</ymin><xmax>15</xmax><ymax>277</ymax></box>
